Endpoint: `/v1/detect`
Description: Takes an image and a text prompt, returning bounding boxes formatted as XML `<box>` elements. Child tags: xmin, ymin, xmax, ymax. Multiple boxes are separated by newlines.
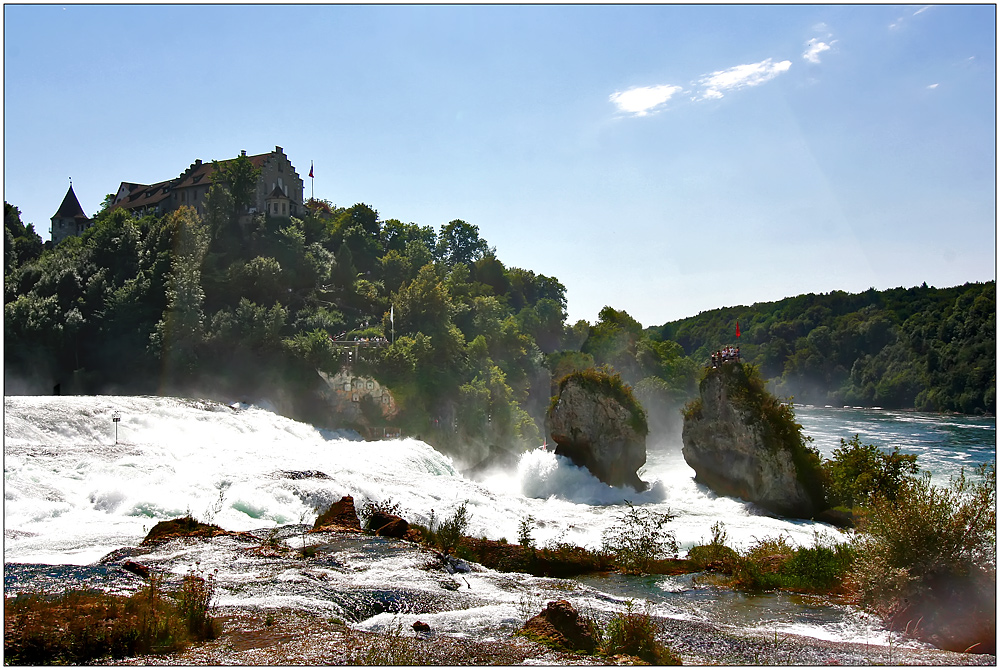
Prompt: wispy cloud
<box><xmin>803</xmin><ymin>38</ymin><xmax>833</xmax><ymax>64</ymax></box>
<box><xmin>696</xmin><ymin>58</ymin><xmax>792</xmax><ymax>100</ymax></box>
<box><xmin>609</xmin><ymin>84</ymin><xmax>683</xmax><ymax>117</ymax></box>
<box><xmin>927</xmin><ymin>83</ymin><xmax>939</xmax><ymax>90</ymax></box>
<box><xmin>891</xmin><ymin>5</ymin><xmax>931</xmax><ymax>30</ymax></box>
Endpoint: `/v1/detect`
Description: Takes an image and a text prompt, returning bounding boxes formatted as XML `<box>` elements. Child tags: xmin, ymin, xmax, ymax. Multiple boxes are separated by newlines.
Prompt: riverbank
<box><xmin>7</xmin><ymin>524</ymin><xmax>994</xmax><ymax>667</ymax></box>
<box><xmin>99</xmin><ymin>603</ymin><xmax>993</xmax><ymax>666</ymax></box>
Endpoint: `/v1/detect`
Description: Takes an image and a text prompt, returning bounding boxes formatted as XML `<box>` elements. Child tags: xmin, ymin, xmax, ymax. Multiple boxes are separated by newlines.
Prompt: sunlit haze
<box><xmin>4</xmin><ymin>4</ymin><xmax>995</xmax><ymax>325</ymax></box>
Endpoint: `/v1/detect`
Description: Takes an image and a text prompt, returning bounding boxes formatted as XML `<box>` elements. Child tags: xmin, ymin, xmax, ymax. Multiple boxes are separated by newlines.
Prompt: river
<box><xmin>3</xmin><ymin>395</ymin><xmax>995</xmax><ymax>652</ymax></box>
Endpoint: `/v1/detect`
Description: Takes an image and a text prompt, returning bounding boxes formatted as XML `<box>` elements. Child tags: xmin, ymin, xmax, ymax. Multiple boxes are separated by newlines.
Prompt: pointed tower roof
<box><xmin>52</xmin><ymin>184</ymin><xmax>89</xmax><ymax>220</ymax></box>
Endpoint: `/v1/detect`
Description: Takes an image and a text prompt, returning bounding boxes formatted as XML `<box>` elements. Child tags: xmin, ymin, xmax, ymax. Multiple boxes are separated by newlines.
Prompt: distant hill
<box><xmin>651</xmin><ymin>282</ymin><xmax>995</xmax><ymax>414</ymax></box>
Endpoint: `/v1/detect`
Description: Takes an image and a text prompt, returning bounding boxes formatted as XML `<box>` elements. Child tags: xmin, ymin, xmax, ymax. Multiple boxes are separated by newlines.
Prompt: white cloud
<box><xmin>913</xmin><ymin>6</ymin><xmax>931</xmax><ymax>16</ymax></box>
<box><xmin>609</xmin><ymin>84</ymin><xmax>683</xmax><ymax>117</ymax></box>
<box><xmin>927</xmin><ymin>83</ymin><xmax>939</xmax><ymax>89</ymax></box>
<box><xmin>803</xmin><ymin>38</ymin><xmax>832</xmax><ymax>64</ymax></box>
<box><xmin>696</xmin><ymin>58</ymin><xmax>792</xmax><ymax>100</ymax></box>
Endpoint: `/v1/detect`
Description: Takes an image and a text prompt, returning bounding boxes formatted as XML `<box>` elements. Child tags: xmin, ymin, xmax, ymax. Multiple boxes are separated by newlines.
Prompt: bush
<box><xmin>517</xmin><ymin>515</ymin><xmax>536</xmax><ymax>549</ymax></box>
<box><xmin>850</xmin><ymin>463</ymin><xmax>996</xmax><ymax>617</ymax></box>
<box><xmin>824</xmin><ymin>435</ymin><xmax>918</xmax><ymax>509</ymax></box>
<box><xmin>4</xmin><ymin>569</ymin><xmax>219</xmax><ymax>664</ymax></box>
<box><xmin>596</xmin><ymin>603</ymin><xmax>681</xmax><ymax>665</ymax></box>
<box><xmin>690</xmin><ymin>524</ymin><xmax>854</xmax><ymax>594</ymax></box>
<box><xmin>688</xmin><ymin>521</ymin><xmax>740</xmax><ymax>572</ymax></box>
<box><xmin>176</xmin><ymin>567</ymin><xmax>219</xmax><ymax>640</ymax></box>
<box><xmin>601</xmin><ymin>502</ymin><xmax>677</xmax><ymax>574</ymax></box>
<box><xmin>434</xmin><ymin>501</ymin><xmax>470</xmax><ymax>554</ymax></box>
<box><xmin>359</xmin><ymin>497</ymin><xmax>404</xmax><ymax>531</ymax></box>
<box><xmin>344</xmin><ymin>617</ymin><xmax>430</xmax><ymax>665</ymax></box>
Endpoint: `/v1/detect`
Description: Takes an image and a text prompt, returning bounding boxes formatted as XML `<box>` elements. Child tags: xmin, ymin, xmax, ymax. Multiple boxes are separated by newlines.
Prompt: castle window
<box><xmin>282</xmin><ymin>202</ymin><xmax>286</xmax><ymax>215</ymax></box>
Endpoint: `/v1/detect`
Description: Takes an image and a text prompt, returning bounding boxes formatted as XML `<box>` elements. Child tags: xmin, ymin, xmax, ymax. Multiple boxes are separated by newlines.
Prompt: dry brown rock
<box><xmin>520</xmin><ymin>600</ymin><xmax>597</xmax><ymax>655</ymax></box>
<box><xmin>312</xmin><ymin>496</ymin><xmax>363</xmax><ymax>533</ymax></box>
<box><xmin>367</xmin><ymin>510</ymin><xmax>410</xmax><ymax>539</ymax></box>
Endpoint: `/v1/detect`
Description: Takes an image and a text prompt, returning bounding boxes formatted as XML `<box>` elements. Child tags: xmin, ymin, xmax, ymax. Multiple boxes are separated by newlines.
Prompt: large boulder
<box><xmin>681</xmin><ymin>363</ymin><xmax>825</xmax><ymax>518</ymax></box>
<box><xmin>548</xmin><ymin>369</ymin><xmax>648</xmax><ymax>491</ymax></box>
<box><xmin>312</xmin><ymin>495</ymin><xmax>363</xmax><ymax>533</ymax></box>
<box><xmin>367</xmin><ymin>510</ymin><xmax>411</xmax><ymax>539</ymax></box>
<box><xmin>520</xmin><ymin>600</ymin><xmax>597</xmax><ymax>654</ymax></box>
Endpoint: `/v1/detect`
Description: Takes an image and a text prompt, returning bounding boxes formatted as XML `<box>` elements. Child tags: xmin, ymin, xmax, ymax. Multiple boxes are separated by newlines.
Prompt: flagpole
<box><xmin>310</xmin><ymin>161</ymin><xmax>314</xmax><ymax>202</ymax></box>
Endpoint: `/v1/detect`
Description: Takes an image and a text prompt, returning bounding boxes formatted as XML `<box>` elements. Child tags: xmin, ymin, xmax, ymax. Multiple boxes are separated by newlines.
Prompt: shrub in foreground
<box><xmin>601</xmin><ymin>502</ymin><xmax>678</xmax><ymax>574</ymax></box>
<box><xmin>688</xmin><ymin>524</ymin><xmax>854</xmax><ymax>594</ymax></box>
<box><xmin>849</xmin><ymin>463</ymin><xmax>996</xmax><ymax>652</ymax></box>
<box><xmin>596</xmin><ymin>603</ymin><xmax>681</xmax><ymax>665</ymax></box>
<box><xmin>4</xmin><ymin>570</ymin><xmax>218</xmax><ymax>664</ymax></box>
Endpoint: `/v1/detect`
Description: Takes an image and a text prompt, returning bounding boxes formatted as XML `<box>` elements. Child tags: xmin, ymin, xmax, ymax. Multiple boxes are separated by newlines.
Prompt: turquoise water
<box><xmin>794</xmin><ymin>405</ymin><xmax>996</xmax><ymax>484</ymax></box>
<box><xmin>582</xmin><ymin>405</ymin><xmax>996</xmax><ymax>646</ymax></box>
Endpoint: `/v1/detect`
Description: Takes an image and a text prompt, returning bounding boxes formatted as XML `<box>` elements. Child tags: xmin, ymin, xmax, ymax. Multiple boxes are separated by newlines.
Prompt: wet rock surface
<box><xmin>6</xmin><ymin>528</ymin><xmax>994</xmax><ymax>666</ymax></box>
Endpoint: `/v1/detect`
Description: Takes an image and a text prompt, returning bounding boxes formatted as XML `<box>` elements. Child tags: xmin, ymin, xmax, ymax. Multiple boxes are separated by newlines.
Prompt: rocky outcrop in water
<box><xmin>312</xmin><ymin>496</ymin><xmax>363</xmax><ymax>533</ymax></box>
<box><xmin>141</xmin><ymin>515</ymin><xmax>250</xmax><ymax>545</ymax></box>
<box><xmin>681</xmin><ymin>363</ymin><xmax>825</xmax><ymax>518</ymax></box>
<box><xmin>547</xmin><ymin>369</ymin><xmax>648</xmax><ymax>491</ymax></box>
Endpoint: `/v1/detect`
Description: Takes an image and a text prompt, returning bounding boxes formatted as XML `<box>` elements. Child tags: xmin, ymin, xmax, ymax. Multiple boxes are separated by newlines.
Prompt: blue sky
<box><xmin>4</xmin><ymin>4</ymin><xmax>995</xmax><ymax>326</ymax></box>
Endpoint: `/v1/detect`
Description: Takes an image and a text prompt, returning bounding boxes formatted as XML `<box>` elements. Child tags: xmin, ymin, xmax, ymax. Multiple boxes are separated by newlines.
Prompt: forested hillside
<box><xmin>5</xmin><ymin>161</ymin><xmax>993</xmax><ymax>468</ymax></box>
<box><xmin>3</xmin><ymin>162</ymin><xmax>695</xmax><ymax>462</ymax></box>
<box><xmin>653</xmin><ymin>282</ymin><xmax>996</xmax><ymax>414</ymax></box>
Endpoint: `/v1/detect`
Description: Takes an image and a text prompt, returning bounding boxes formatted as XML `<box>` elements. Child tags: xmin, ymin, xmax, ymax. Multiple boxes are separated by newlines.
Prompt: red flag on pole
<box><xmin>736</xmin><ymin>320</ymin><xmax>741</xmax><ymax>338</ymax></box>
<box><xmin>309</xmin><ymin>162</ymin><xmax>314</xmax><ymax>179</ymax></box>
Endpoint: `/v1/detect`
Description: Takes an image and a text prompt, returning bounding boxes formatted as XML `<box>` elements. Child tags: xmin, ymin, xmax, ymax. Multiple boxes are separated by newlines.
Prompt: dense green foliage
<box><xmin>595</xmin><ymin>603</ymin><xmax>682</xmax><ymax>665</ymax></box>
<box><xmin>824</xmin><ymin>435</ymin><xmax>919</xmax><ymax>509</ymax></box>
<box><xmin>3</xmin><ymin>191</ymin><xmax>700</xmax><ymax>458</ymax></box>
<box><xmin>688</xmin><ymin>524</ymin><xmax>855</xmax><ymax>594</ymax></box>
<box><xmin>655</xmin><ymin>282</ymin><xmax>996</xmax><ymax>414</ymax></box>
<box><xmin>5</xmin><ymin>183</ymin><xmax>991</xmax><ymax>476</ymax></box>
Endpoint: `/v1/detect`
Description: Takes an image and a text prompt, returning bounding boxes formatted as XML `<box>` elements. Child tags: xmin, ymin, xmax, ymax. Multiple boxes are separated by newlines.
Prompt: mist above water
<box><xmin>5</xmin><ymin>395</ymin><xmax>844</xmax><ymax>566</ymax></box>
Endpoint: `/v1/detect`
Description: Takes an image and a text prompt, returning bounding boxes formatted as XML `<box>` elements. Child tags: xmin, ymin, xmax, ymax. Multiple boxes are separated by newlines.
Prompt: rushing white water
<box><xmin>4</xmin><ymin>395</ymin><xmax>843</xmax><ymax>565</ymax></box>
<box><xmin>4</xmin><ymin>394</ymin><xmax>995</xmax><ymax>648</ymax></box>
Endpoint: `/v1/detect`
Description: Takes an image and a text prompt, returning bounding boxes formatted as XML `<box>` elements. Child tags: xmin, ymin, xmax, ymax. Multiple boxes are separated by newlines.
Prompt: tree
<box><xmin>203</xmin><ymin>183</ymin><xmax>236</xmax><ymax>247</ymax></box>
<box><xmin>436</xmin><ymin>219</ymin><xmax>493</xmax><ymax>266</ymax></box>
<box><xmin>390</xmin><ymin>263</ymin><xmax>452</xmax><ymax>337</ymax></box>
<box><xmin>4</xmin><ymin>202</ymin><xmax>43</xmax><ymax>273</ymax></box>
<box><xmin>381</xmin><ymin>219</ymin><xmax>436</xmax><ymax>255</ymax></box>
<box><xmin>96</xmin><ymin>193</ymin><xmax>116</xmax><ymax>215</ymax></box>
<box><xmin>212</xmin><ymin>153</ymin><xmax>261</xmax><ymax>220</ymax></box>
<box><xmin>150</xmin><ymin>207</ymin><xmax>210</xmax><ymax>380</ymax></box>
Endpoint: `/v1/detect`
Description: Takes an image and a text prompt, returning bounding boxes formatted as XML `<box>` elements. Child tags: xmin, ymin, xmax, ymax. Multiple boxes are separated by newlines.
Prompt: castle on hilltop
<box><xmin>51</xmin><ymin>146</ymin><xmax>306</xmax><ymax>245</ymax></box>
<box><xmin>112</xmin><ymin>145</ymin><xmax>304</xmax><ymax>220</ymax></box>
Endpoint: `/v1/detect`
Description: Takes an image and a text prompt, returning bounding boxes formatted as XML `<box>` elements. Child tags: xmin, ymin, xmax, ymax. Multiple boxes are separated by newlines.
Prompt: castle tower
<box><xmin>50</xmin><ymin>183</ymin><xmax>92</xmax><ymax>245</ymax></box>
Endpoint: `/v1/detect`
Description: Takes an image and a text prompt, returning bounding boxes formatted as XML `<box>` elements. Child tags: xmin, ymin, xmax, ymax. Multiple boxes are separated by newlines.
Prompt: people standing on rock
<box><xmin>711</xmin><ymin>347</ymin><xmax>742</xmax><ymax>367</ymax></box>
